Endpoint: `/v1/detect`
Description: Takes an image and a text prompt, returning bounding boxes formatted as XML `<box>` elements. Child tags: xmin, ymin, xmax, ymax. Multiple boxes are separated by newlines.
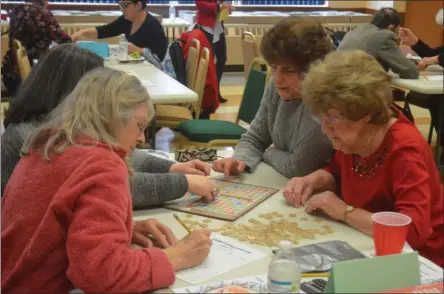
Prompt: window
<box><xmin>241</xmin><ymin>0</ymin><xmax>326</xmax><ymax>5</ymax></box>
<box><xmin>171</xmin><ymin>0</ymin><xmax>327</xmax><ymax>4</ymax></box>
<box><xmin>4</xmin><ymin>0</ymin><xmax>326</xmax><ymax>4</ymax></box>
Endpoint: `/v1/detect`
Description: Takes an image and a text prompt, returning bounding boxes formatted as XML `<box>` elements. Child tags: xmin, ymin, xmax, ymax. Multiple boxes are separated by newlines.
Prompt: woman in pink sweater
<box><xmin>1</xmin><ymin>67</ymin><xmax>212</xmax><ymax>293</ymax></box>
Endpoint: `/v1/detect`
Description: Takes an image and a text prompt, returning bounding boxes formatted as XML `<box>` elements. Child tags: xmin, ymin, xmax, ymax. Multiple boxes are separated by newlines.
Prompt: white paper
<box><xmin>141</xmin><ymin>80</ymin><xmax>155</xmax><ymax>87</ymax></box>
<box><xmin>362</xmin><ymin>245</ymin><xmax>443</xmax><ymax>285</ymax></box>
<box><xmin>417</xmin><ymin>255</ymin><xmax>444</xmax><ymax>284</ymax></box>
<box><xmin>425</xmin><ymin>75</ymin><xmax>444</xmax><ymax>81</ymax></box>
<box><xmin>176</xmin><ymin>233</ymin><xmax>267</xmax><ymax>285</ymax></box>
<box><xmin>173</xmin><ymin>274</ymin><xmax>268</xmax><ymax>293</ymax></box>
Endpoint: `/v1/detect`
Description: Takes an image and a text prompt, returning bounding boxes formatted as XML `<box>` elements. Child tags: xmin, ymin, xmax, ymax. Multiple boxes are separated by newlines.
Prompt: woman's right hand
<box><xmin>185</xmin><ymin>175</ymin><xmax>218</xmax><ymax>201</ymax></box>
<box><xmin>221</xmin><ymin>2</ymin><xmax>232</xmax><ymax>11</ymax></box>
<box><xmin>70</xmin><ymin>33</ymin><xmax>79</xmax><ymax>43</ymax></box>
<box><xmin>164</xmin><ymin>229</ymin><xmax>212</xmax><ymax>271</ymax></box>
<box><xmin>398</xmin><ymin>27</ymin><xmax>418</xmax><ymax>46</ymax></box>
<box><xmin>211</xmin><ymin>157</ymin><xmax>246</xmax><ymax>176</ymax></box>
<box><xmin>283</xmin><ymin>177</ymin><xmax>315</xmax><ymax>208</ymax></box>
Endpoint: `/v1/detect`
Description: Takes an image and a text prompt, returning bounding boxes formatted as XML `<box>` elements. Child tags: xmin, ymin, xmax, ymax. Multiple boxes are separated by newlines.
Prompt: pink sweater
<box><xmin>1</xmin><ymin>140</ymin><xmax>175</xmax><ymax>293</ymax></box>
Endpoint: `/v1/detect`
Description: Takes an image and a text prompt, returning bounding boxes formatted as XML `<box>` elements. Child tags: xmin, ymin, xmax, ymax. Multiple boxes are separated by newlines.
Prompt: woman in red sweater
<box><xmin>1</xmin><ymin>68</ymin><xmax>213</xmax><ymax>293</ymax></box>
<box><xmin>195</xmin><ymin>0</ymin><xmax>232</xmax><ymax>104</ymax></box>
<box><xmin>283</xmin><ymin>50</ymin><xmax>444</xmax><ymax>267</ymax></box>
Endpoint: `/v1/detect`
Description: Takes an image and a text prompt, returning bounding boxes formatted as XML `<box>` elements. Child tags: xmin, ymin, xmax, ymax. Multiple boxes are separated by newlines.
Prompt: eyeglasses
<box><xmin>118</xmin><ymin>1</ymin><xmax>134</xmax><ymax>9</ymax></box>
<box><xmin>132</xmin><ymin>117</ymin><xmax>149</xmax><ymax>133</ymax></box>
<box><xmin>311</xmin><ymin>114</ymin><xmax>345</xmax><ymax>125</ymax></box>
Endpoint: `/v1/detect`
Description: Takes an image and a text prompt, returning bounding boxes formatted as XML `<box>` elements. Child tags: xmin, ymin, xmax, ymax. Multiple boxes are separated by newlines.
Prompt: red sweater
<box><xmin>1</xmin><ymin>140</ymin><xmax>175</xmax><ymax>293</ymax></box>
<box><xmin>181</xmin><ymin>29</ymin><xmax>220</xmax><ymax>114</ymax></box>
<box><xmin>196</xmin><ymin>0</ymin><xmax>224</xmax><ymax>28</ymax></box>
<box><xmin>324</xmin><ymin>112</ymin><xmax>444</xmax><ymax>267</ymax></box>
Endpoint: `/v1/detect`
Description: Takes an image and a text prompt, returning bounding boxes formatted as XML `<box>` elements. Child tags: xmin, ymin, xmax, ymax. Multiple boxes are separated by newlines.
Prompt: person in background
<box><xmin>2</xmin><ymin>44</ymin><xmax>103</xmax><ymax>195</ymax></box>
<box><xmin>178</xmin><ymin>28</ymin><xmax>219</xmax><ymax>119</ymax></box>
<box><xmin>212</xmin><ymin>18</ymin><xmax>334</xmax><ymax>179</ymax></box>
<box><xmin>195</xmin><ymin>0</ymin><xmax>232</xmax><ymax>104</ymax></box>
<box><xmin>399</xmin><ymin>8</ymin><xmax>444</xmax><ymax>69</ymax></box>
<box><xmin>1</xmin><ymin>67</ymin><xmax>213</xmax><ymax>293</ymax></box>
<box><xmin>398</xmin><ymin>7</ymin><xmax>444</xmax><ymax>166</ymax></box>
<box><xmin>1</xmin><ymin>0</ymin><xmax>71</xmax><ymax>96</ymax></box>
<box><xmin>70</xmin><ymin>0</ymin><xmax>168</xmax><ymax>62</ymax></box>
<box><xmin>1</xmin><ymin>44</ymin><xmax>217</xmax><ymax>208</ymax></box>
<box><xmin>285</xmin><ymin>50</ymin><xmax>443</xmax><ymax>267</ymax></box>
<box><xmin>338</xmin><ymin>7</ymin><xmax>419</xmax><ymax>79</ymax></box>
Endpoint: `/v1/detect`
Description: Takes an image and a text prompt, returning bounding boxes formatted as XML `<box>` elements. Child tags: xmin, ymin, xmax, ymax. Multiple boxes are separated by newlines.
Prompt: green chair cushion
<box><xmin>177</xmin><ymin>120</ymin><xmax>247</xmax><ymax>143</ymax></box>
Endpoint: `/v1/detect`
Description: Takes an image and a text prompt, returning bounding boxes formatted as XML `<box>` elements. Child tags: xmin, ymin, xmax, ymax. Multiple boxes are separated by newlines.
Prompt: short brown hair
<box><xmin>260</xmin><ymin>17</ymin><xmax>333</xmax><ymax>73</ymax></box>
<box><xmin>302</xmin><ymin>50</ymin><xmax>393</xmax><ymax>124</ymax></box>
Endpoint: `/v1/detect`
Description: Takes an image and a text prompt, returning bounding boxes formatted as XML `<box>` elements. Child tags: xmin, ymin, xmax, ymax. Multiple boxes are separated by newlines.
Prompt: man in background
<box><xmin>338</xmin><ymin>7</ymin><xmax>419</xmax><ymax>79</ymax></box>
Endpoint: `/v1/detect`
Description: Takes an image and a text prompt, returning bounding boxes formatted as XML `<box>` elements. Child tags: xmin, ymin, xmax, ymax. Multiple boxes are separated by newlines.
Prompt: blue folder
<box><xmin>77</xmin><ymin>41</ymin><xmax>109</xmax><ymax>58</ymax></box>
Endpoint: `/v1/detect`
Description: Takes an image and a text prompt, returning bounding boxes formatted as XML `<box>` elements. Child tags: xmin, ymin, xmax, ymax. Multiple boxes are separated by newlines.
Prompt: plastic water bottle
<box><xmin>267</xmin><ymin>240</ymin><xmax>301</xmax><ymax>293</ymax></box>
<box><xmin>169</xmin><ymin>4</ymin><xmax>176</xmax><ymax>21</ymax></box>
<box><xmin>119</xmin><ymin>34</ymin><xmax>128</xmax><ymax>60</ymax></box>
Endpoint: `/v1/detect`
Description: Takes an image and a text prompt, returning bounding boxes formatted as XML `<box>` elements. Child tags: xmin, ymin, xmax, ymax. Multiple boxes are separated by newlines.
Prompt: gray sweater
<box><xmin>233</xmin><ymin>80</ymin><xmax>334</xmax><ymax>178</ymax></box>
<box><xmin>1</xmin><ymin>121</ymin><xmax>188</xmax><ymax>209</ymax></box>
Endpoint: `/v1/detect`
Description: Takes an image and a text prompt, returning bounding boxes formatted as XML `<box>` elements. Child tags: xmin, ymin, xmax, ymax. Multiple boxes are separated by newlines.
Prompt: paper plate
<box><xmin>117</xmin><ymin>56</ymin><xmax>145</xmax><ymax>63</ymax></box>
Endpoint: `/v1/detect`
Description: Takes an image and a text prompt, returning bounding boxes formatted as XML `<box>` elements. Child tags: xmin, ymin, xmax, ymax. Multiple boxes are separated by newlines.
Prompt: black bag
<box><xmin>168</xmin><ymin>39</ymin><xmax>187</xmax><ymax>87</ymax></box>
<box><xmin>325</xmin><ymin>28</ymin><xmax>347</xmax><ymax>48</ymax></box>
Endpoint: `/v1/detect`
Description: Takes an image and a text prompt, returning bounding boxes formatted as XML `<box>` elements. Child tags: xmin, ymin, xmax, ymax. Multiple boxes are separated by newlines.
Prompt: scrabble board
<box><xmin>164</xmin><ymin>180</ymin><xmax>279</xmax><ymax>221</ymax></box>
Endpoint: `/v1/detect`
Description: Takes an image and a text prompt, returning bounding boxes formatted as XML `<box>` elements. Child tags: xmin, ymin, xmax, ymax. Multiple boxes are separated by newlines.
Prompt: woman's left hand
<box><xmin>305</xmin><ymin>191</ymin><xmax>347</xmax><ymax>221</ymax></box>
<box><xmin>418</xmin><ymin>56</ymin><xmax>439</xmax><ymax>70</ymax></box>
<box><xmin>128</xmin><ymin>42</ymin><xmax>144</xmax><ymax>54</ymax></box>
<box><xmin>132</xmin><ymin>219</ymin><xmax>177</xmax><ymax>248</ymax></box>
<box><xmin>169</xmin><ymin>160</ymin><xmax>211</xmax><ymax>176</ymax></box>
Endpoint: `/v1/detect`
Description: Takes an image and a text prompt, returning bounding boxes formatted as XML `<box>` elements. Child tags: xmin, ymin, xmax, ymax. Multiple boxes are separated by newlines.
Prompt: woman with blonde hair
<box><xmin>284</xmin><ymin>50</ymin><xmax>443</xmax><ymax>267</ymax></box>
<box><xmin>1</xmin><ymin>43</ymin><xmax>217</xmax><ymax>207</ymax></box>
<box><xmin>1</xmin><ymin>68</ymin><xmax>212</xmax><ymax>293</ymax></box>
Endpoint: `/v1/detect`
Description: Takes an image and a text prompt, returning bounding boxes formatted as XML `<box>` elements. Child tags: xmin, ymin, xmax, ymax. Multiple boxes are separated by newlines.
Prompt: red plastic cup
<box><xmin>372</xmin><ymin>212</ymin><xmax>412</xmax><ymax>256</ymax></box>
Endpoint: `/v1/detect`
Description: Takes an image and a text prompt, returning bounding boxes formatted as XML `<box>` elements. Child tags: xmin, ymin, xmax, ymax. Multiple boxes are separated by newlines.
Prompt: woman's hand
<box><xmin>398</xmin><ymin>27</ymin><xmax>418</xmax><ymax>46</ymax></box>
<box><xmin>132</xmin><ymin>219</ymin><xmax>177</xmax><ymax>248</ymax></box>
<box><xmin>212</xmin><ymin>157</ymin><xmax>246</xmax><ymax>176</ymax></box>
<box><xmin>185</xmin><ymin>174</ymin><xmax>218</xmax><ymax>201</ymax></box>
<box><xmin>70</xmin><ymin>32</ymin><xmax>80</xmax><ymax>42</ymax></box>
<box><xmin>221</xmin><ymin>2</ymin><xmax>231</xmax><ymax>11</ymax></box>
<box><xmin>128</xmin><ymin>42</ymin><xmax>144</xmax><ymax>54</ymax></box>
<box><xmin>418</xmin><ymin>56</ymin><xmax>439</xmax><ymax>70</ymax></box>
<box><xmin>169</xmin><ymin>160</ymin><xmax>211</xmax><ymax>176</ymax></box>
<box><xmin>304</xmin><ymin>191</ymin><xmax>347</xmax><ymax>221</ymax></box>
<box><xmin>164</xmin><ymin>229</ymin><xmax>212</xmax><ymax>271</ymax></box>
<box><xmin>283</xmin><ymin>177</ymin><xmax>315</xmax><ymax>208</ymax></box>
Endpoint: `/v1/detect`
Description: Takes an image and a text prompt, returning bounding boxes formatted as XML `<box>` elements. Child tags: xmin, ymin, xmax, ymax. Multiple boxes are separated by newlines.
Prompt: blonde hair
<box><xmin>302</xmin><ymin>50</ymin><xmax>393</xmax><ymax>124</ymax></box>
<box><xmin>23</xmin><ymin>67</ymin><xmax>154</xmax><ymax>171</ymax></box>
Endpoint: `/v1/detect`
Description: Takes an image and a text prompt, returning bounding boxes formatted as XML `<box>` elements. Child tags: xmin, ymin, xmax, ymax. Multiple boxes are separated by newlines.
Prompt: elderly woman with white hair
<box><xmin>283</xmin><ymin>50</ymin><xmax>443</xmax><ymax>267</ymax></box>
<box><xmin>1</xmin><ymin>68</ymin><xmax>213</xmax><ymax>293</ymax></box>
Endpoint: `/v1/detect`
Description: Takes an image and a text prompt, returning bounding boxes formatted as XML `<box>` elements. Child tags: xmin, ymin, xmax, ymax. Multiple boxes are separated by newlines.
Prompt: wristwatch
<box><xmin>344</xmin><ymin>205</ymin><xmax>355</xmax><ymax>222</ymax></box>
